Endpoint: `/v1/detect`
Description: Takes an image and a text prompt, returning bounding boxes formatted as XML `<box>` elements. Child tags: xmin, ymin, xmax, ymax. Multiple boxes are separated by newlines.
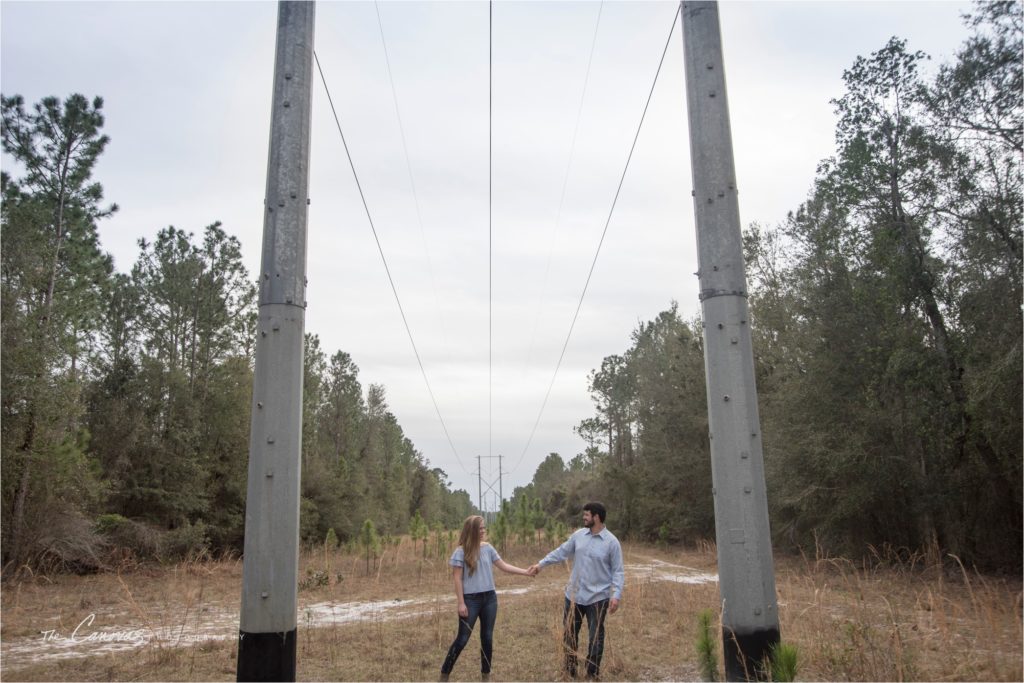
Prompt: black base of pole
<box><xmin>722</xmin><ymin>626</ymin><xmax>780</xmax><ymax>681</ymax></box>
<box><xmin>237</xmin><ymin>628</ymin><xmax>297</xmax><ymax>682</ymax></box>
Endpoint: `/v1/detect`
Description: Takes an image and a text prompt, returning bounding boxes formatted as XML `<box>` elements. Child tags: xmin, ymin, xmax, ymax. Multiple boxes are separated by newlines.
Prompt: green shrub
<box><xmin>768</xmin><ymin>641</ymin><xmax>799</xmax><ymax>682</ymax></box>
<box><xmin>163</xmin><ymin>520</ymin><xmax>210</xmax><ymax>560</ymax></box>
<box><xmin>658</xmin><ymin>521</ymin><xmax>670</xmax><ymax>548</ymax></box>
<box><xmin>94</xmin><ymin>513</ymin><xmax>162</xmax><ymax>560</ymax></box>
<box><xmin>299</xmin><ymin>497</ymin><xmax>321</xmax><ymax>544</ymax></box>
<box><xmin>359</xmin><ymin>518</ymin><xmax>381</xmax><ymax>575</ymax></box>
<box><xmin>695</xmin><ymin>608</ymin><xmax>719</xmax><ymax>681</ymax></box>
<box><xmin>95</xmin><ymin>513</ymin><xmax>130</xmax><ymax>535</ymax></box>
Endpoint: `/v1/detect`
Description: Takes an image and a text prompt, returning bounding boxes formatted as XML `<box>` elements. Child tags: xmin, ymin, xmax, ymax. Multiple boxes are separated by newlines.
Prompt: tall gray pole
<box><xmin>237</xmin><ymin>3</ymin><xmax>315</xmax><ymax>681</ymax></box>
<box><xmin>680</xmin><ymin>2</ymin><xmax>779</xmax><ymax>680</ymax></box>
<box><xmin>478</xmin><ymin>455</ymin><xmax>483</xmax><ymax>514</ymax></box>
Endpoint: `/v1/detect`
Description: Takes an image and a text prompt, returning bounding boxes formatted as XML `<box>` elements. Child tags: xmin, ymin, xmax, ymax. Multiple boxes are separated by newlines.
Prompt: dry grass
<box><xmin>775</xmin><ymin>547</ymin><xmax>1023</xmax><ymax>681</ymax></box>
<box><xmin>1</xmin><ymin>539</ymin><xmax>1020</xmax><ymax>681</ymax></box>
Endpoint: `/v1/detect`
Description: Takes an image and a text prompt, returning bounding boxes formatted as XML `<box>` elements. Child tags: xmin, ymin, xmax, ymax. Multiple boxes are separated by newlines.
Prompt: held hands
<box><xmin>527</xmin><ymin>564</ymin><xmax>540</xmax><ymax>577</ymax></box>
<box><xmin>609</xmin><ymin>598</ymin><xmax>620</xmax><ymax>614</ymax></box>
<box><xmin>458</xmin><ymin>602</ymin><xmax>468</xmax><ymax>618</ymax></box>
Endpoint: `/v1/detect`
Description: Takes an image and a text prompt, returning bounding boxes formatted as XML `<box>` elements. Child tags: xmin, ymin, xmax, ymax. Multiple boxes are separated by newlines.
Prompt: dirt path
<box><xmin>0</xmin><ymin>558</ymin><xmax>716</xmax><ymax>670</ymax></box>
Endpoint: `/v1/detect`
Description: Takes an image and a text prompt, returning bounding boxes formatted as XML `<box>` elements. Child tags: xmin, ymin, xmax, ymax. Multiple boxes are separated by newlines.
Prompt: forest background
<box><xmin>1</xmin><ymin>1</ymin><xmax>1020</xmax><ymax>575</ymax></box>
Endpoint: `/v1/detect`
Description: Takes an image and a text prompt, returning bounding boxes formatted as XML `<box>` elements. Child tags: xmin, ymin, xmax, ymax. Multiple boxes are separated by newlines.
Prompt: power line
<box><xmin>373</xmin><ymin>2</ymin><xmax>452</xmax><ymax>365</ymax></box>
<box><xmin>524</xmin><ymin>1</ymin><xmax>604</xmax><ymax>374</ymax></box>
<box><xmin>313</xmin><ymin>50</ymin><xmax>470</xmax><ymax>476</ymax></box>
<box><xmin>508</xmin><ymin>3</ymin><xmax>682</xmax><ymax>476</ymax></box>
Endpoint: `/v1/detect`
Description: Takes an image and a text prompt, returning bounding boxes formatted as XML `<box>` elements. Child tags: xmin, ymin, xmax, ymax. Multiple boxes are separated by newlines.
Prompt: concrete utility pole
<box><xmin>237</xmin><ymin>3</ymin><xmax>315</xmax><ymax>681</ymax></box>
<box><xmin>680</xmin><ymin>2</ymin><xmax>780</xmax><ymax>680</ymax></box>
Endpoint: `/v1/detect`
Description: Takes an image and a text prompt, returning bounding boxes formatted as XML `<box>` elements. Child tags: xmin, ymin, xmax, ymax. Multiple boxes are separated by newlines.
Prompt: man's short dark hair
<box><xmin>583</xmin><ymin>502</ymin><xmax>607</xmax><ymax>523</ymax></box>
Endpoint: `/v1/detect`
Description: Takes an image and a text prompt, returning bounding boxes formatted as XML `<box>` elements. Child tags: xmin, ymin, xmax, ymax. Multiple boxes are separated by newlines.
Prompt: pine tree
<box><xmin>2</xmin><ymin>93</ymin><xmax>116</xmax><ymax>569</ymax></box>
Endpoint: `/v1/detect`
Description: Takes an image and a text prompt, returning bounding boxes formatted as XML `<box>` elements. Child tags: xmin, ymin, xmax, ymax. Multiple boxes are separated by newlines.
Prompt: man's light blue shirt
<box><xmin>539</xmin><ymin>527</ymin><xmax>625</xmax><ymax>606</ymax></box>
<box><xmin>450</xmin><ymin>543</ymin><xmax>501</xmax><ymax>594</ymax></box>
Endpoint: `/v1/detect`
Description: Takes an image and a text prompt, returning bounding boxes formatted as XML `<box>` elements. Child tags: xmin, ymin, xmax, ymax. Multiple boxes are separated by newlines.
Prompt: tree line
<box><xmin>510</xmin><ymin>3</ymin><xmax>1021</xmax><ymax>571</ymax></box>
<box><xmin>0</xmin><ymin>95</ymin><xmax>473</xmax><ymax>574</ymax></box>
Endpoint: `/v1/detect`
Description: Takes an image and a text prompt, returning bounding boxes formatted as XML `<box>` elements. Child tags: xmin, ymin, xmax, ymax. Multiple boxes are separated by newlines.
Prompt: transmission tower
<box><xmin>476</xmin><ymin>455</ymin><xmax>504</xmax><ymax>522</ymax></box>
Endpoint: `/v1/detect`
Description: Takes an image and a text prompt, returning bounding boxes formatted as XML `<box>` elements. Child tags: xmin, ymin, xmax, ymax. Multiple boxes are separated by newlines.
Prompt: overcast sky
<box><xmin>2</xmin><ymin>0</ymin><xmax>973</xmax><ymax>503</ymax></box>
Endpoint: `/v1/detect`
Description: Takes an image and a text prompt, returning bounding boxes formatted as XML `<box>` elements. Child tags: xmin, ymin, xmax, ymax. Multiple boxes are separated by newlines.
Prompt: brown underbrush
<box><xmin>1</xmin><ymin>539</ymin><xmax>1019</xmax><ymax>681</ymax></box>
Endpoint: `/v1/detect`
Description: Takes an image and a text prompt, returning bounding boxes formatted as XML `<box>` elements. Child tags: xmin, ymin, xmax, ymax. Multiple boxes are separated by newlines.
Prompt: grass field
<box><xmin>1</xmin><ymin>539</ymin><xmax>1020</xmax><ymax>681</ymax></box>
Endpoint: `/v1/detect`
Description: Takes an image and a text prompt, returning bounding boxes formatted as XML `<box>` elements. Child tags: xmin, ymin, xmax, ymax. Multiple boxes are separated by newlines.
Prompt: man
<box><xmin>528</xmin><ymin>502</ymin><xmax>625</xmax><ymax>681</ymax></box>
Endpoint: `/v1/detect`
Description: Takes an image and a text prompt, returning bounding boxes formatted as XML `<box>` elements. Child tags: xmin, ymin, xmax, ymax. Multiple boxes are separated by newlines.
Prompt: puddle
<box><xmin>625</xmin><ymin>559</ymin><xmax>719</xmax><ymax>586</ymax></box>
<box><xmin>652</xmin><ymin>572</ymin><xmax>719</xmax><ymax>585</ymax></box>
<box><xmin>299</xmin><ymin>596</ymin><xmax>444</xmax><ymax>627</ymax></box>
<box><xmin>1</xmin><ymin>610</ymin><xmax>233</xmax><ymax>669</ymax></box>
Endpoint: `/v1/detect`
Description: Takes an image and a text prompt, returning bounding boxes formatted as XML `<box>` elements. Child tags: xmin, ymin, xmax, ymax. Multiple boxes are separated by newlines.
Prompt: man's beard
<box><xmin>584</xmin><ymin>519</ymin><xmax>594</xmax><ymax>528</ymax></box>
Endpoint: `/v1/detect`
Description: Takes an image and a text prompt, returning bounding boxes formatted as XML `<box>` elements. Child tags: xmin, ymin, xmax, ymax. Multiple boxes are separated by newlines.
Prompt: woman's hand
<box><xmin>458</xmin><ymin>602</ymin><xmax>469</xmax><ymax>618</ymax></box>
<box><xmin>495</xmin><ymin>558</ymin><xmax>534</xmax><ymax>577</ymax></box>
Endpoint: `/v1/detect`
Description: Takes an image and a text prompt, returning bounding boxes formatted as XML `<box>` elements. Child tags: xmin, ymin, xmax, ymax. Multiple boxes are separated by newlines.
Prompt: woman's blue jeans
<box><xmin>441</xmin><ymin>590</ymin><xmax>498</xmax><ymax>675</ymax></box>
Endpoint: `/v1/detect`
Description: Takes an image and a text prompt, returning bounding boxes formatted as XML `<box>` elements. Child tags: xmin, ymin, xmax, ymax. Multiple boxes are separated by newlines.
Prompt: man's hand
<box><xmin>608</xmin><ymin>598</ymin><xmax>620</xmax><ymax>614</ymax></box>
<box><xmin>528</xmin><ymin>564</ymin><xmax>540</xmax><ymax>576</ymax></box>
<box><xmin>458</xmin><ymin>603</ymin><xmax>468</xmax><ymax>618</ymax></box>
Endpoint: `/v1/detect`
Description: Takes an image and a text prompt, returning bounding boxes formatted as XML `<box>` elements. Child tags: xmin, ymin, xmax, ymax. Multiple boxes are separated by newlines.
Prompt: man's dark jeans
<box><xmin>563</xmin><ymin>597</ymin><xmax>609</xmax><ymax>679</ymax></box>
<box><xmin>441</xmin><ymin>590</ymin><xmax>498</xmax><ymax>675</ymax></box>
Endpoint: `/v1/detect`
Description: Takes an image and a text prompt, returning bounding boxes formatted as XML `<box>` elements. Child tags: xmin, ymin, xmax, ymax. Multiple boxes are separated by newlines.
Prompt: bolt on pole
<box><xmin>237</xmin><ymin>2</ymin><xmax>315</xmax><ymax>681</ymax></box>
<box><xmin>680</xmin><ymin>2</ymin><xmax>780</xmax><ymax>680</ymax></box>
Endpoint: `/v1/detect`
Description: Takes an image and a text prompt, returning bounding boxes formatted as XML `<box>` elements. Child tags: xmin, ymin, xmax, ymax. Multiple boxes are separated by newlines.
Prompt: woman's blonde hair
<box><xmin>457</xmin><ymin>515</ymin><xmax>485</xmax><ymax>576</ymax></box>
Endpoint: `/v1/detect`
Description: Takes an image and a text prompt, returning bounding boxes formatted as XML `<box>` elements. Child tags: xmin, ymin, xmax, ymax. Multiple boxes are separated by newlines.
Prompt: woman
<box><xmin>439</xmin><ymin>515</ymin><xmax>533</xmax><ymax>681</ymax></box>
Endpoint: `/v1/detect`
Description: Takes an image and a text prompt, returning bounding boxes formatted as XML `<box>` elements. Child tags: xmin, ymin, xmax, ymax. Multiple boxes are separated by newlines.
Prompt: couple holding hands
<box><xmin>439</xmin><ymin>502</ymin><xmax>625</xmax><ymax>682</ymax></box>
